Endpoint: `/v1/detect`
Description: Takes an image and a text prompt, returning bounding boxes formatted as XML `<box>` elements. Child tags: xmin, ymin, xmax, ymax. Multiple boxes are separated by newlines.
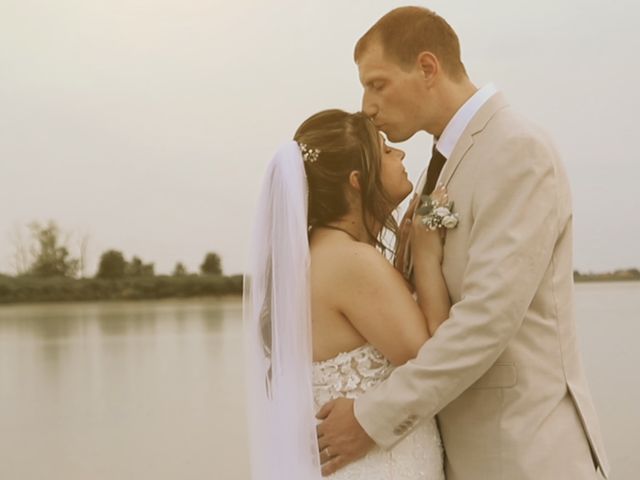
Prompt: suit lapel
<box><xmin>405</xmin><ymin>93</ymin><xmax>509</xmax><ymax>280</ymax></box>
<box><xmin>437</xmin><ymin>93</ymin><xmax>510</xmax><ymax>187</ymax></box>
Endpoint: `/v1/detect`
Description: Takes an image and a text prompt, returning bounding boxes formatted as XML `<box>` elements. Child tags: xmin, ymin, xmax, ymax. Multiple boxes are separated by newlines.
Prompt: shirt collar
<box><xmin>435</xmin><ymin>83</ymin><xmax>498</xmax><ymax>160</ymax></box>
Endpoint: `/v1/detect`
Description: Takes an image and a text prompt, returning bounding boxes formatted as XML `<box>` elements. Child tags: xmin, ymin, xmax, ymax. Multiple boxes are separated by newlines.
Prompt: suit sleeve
<box><xmin>354</xmin><ymin>134</ymin><xmax>561</xmax><ymax>448</ymax></box>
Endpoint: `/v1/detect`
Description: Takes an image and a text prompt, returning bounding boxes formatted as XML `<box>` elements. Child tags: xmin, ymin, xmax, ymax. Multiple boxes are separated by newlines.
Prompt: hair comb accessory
<box><xmin>298</xmin><ymin>142</ymin><xmax>320</xmax><ymax>163</ymax></box>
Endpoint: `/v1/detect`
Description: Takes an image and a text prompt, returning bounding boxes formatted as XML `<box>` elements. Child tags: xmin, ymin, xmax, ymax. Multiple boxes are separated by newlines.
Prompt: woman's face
<box><xmin>378</xmin><ymin>133</ymin><xmax>413</xmax><ymax>206</ymax></box>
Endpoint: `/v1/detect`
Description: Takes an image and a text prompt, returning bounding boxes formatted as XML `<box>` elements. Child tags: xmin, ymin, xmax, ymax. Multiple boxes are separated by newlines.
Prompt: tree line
<box><xmin>6</xmin><ymin>220</ymin><xmax>224</xmax><ymax>279</ymax></box>
<box><xmin>0</xmin><ymin>221</ymin><xmax>240</xmax><ymax>304</ymax></box>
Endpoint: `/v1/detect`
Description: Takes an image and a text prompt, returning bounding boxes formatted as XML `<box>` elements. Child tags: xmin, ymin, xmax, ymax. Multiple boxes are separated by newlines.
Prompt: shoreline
<box><xmin>0</xmin><ymin>276</ymin><xmax>637</xmax><ymax>306</ymax></box>
<box><xmin>0</xmin><ymin>274</ymin><xmax>243</xmax><ymax>305</ymax></box>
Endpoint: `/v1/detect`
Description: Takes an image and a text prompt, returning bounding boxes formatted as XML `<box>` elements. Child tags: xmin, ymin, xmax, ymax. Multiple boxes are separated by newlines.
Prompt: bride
<box><xmin>244</xmin><ymin>109</ymin><xmax>450</xmax><ymax>479</ymax></box>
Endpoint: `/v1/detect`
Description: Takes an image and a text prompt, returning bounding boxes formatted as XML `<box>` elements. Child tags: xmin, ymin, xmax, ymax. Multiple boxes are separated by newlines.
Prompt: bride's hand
<box><xmin>430</xmin><ymin>184</ymin><xmax>449</xmax><ymax>207</ymax></box>
<box><xmin>410</xmin><ymin>218</ymin><xmax>443</xmax><ymax>265</ymax></box>
<box><xmin>410</xmin><ymin>185</ymin><xmax>448</xmax><ymax>265</ymax></box>
<box><xmin>394</xmin><ymin>193</ymin><xmax>421</xmax><ymax>274</ymax></box>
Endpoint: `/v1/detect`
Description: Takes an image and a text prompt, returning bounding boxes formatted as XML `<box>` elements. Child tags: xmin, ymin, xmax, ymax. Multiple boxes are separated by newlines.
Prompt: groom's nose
<box><xmin>361</xmin><ymin>93</ymin><xmax>378</xmax><ymax>119</ymax></box>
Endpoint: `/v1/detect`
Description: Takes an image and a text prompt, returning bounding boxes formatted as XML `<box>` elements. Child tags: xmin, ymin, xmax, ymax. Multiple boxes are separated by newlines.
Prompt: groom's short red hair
<box><xmin>354</xmin><ymin>6</ymin><xmax>467</xmax><ymax>80</ymax></box>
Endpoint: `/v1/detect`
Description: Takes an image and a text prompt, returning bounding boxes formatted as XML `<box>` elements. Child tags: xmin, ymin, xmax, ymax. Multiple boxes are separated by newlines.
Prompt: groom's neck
<box><xmin>430</xmin><ymin>78</ymin><xmax>478</xmax><ymax>137</ymax></box>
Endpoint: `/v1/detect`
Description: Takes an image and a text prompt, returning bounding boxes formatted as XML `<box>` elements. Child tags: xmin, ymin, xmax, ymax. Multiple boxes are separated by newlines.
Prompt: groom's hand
<box><xmin>315</xmin><ymin>398</ymin><xmax>375</xmax><ymax>476</ymax></box>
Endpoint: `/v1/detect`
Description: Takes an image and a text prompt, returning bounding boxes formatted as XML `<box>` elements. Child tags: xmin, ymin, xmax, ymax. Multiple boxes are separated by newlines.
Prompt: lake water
<box><xmin>0</xmin><ymin>283</ymin><xmax>637</xmax><ymax>479</ymax></box>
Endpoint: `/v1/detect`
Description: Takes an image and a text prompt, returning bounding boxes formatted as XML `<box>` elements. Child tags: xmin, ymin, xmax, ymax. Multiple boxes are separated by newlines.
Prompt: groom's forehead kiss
<box><xmin>353</xmin><ymin>8</ymin><xmax>473</xmax><ymax>143</ymax></box>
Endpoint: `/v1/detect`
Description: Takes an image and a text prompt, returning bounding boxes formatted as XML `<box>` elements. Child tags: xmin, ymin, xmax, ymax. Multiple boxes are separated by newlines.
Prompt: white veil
<box><xmin>243</xmin><ymin>141</ymin><xmax>322</xmax><ymax>480</ymax></box>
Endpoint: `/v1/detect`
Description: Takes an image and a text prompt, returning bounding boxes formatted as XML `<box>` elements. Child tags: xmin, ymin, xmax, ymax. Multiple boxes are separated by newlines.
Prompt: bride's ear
<box><xmin>348</xmin><ymin>171</ymin><xmax>362</xmax><ymax>191</ymax></box>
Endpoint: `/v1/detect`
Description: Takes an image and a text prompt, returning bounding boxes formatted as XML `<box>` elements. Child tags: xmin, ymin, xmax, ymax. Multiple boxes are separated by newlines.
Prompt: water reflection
<box><xmin>1</xmin><ymin>285</ymin><xmax>637</xmax><ymax>480</ymax></box>
<box><xmin>0</xmin><ymin>299</ymin><xmax>230</xmax><ymax>341</ymax></box>
<box><xmin>0</xmin><ymin>297</ymin><xmax>245</xmax><ymax>480</ymax></box>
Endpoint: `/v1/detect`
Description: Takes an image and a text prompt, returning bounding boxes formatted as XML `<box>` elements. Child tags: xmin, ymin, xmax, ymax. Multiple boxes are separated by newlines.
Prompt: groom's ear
<box><xmin>348</xmin><ymin>171</ymin><xmax>362</xmax><ymax>191</ymax></box>
<box><xmin>417</xmin><ymin>51</ymin><xmax>439</xmax><ymax>85</ymax></box>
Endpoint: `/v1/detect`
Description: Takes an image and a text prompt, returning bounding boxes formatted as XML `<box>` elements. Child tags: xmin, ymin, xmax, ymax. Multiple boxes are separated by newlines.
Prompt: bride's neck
<box><xmin>326</xmin><ymin>210</ymin><xmax>381</xmax><ymax>244</ymax></box>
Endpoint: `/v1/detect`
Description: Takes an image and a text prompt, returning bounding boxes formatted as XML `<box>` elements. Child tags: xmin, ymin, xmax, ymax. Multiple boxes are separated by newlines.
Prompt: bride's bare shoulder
<box><xmin>311</xmin><ymin>239</ymin><xmax>397</xmax><ymax>282</ymax></box>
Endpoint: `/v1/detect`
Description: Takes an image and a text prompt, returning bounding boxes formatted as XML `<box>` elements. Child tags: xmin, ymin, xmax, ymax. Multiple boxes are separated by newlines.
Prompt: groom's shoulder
<box><xmin>478</xmin><ymin>106</ymin><xmax>561</xmax><ymax>164</ymax></box>
<box><xmin>485</xmin><ymin>104</ymin><xmax>557</xmax><ymax>149</ymax></box>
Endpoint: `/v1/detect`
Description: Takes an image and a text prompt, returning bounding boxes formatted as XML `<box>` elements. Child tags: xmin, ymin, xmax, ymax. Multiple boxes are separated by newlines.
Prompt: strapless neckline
<box><xmin>312</xmin><ymin>343</ymin><xmax>377</xmax><ymax>366</ymax></box>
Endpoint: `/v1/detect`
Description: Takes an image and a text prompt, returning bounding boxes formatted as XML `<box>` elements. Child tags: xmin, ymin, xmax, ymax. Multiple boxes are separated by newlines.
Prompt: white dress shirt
<box><xmin>436</xmin><ymin>83</ymin><xmax>498</xmax><ymax>160</ymax></box>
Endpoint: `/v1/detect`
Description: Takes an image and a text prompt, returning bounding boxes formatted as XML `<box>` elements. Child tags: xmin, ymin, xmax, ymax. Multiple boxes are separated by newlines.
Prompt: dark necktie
<box><xmin>423</xmin><ymin>144</ymin><xmax>447</xmax><ymax>195</ymax></box>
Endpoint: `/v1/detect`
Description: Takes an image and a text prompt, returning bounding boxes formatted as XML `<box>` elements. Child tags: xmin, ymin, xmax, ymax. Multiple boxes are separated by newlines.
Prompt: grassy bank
<box><xmin>0</xmin><ymin>274</ymin><xmax>243</xmax><ymax>304</ymax></box>
<box><xmin>574</xmin><ymin>269</ymin><xmax>640</xmax><ymax>283</ymax></box>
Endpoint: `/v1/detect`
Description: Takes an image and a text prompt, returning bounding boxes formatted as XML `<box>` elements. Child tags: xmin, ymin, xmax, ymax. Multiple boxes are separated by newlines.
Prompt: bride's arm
<box><xmin>332</xmin><ymin>243</ymin><xmax>430</xmax><ymax>366</ymax></box>
<box><xmin>410</xmin><ymin>223</ymin><xmax>451</xmax><ymax>336</ymax></box>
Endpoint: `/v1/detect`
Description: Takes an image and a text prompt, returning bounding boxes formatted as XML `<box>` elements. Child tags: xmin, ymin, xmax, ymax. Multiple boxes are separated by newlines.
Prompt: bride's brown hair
<box><xmin>293</xmin><ymin>109</ymin><xmax>399</xmax><ymax>254</ymax></box>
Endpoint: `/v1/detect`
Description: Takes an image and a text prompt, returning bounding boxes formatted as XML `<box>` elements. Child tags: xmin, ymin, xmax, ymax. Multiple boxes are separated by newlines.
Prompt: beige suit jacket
<box><xmin>354</xmin><ymin>94</ymin><xmax>610</xmax><ymax>479</ymax></box>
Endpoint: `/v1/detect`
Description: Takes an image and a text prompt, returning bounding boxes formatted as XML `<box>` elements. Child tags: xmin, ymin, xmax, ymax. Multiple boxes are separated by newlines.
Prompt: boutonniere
<box><xmin>416</xmin><ymin>185</ymin><xmax>459</xmax><ymax>231</ymax></box>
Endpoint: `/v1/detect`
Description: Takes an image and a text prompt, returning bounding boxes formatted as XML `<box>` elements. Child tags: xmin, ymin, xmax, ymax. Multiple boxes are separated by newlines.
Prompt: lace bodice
<box><xmin>313</xmin><ymin>344</ymin><xmax>394</xmax><ymax>406</ymax></box>
<box><xmin>312</xmin><ymin>344</ymin><xmax>444</xmax><ymax>480</ymax></box>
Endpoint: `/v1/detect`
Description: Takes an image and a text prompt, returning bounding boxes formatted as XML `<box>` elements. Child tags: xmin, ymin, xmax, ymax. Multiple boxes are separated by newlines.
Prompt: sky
<box><xmin>1</xmin><ymin>0</ymin><xmax>639</xmax><ymax>276</ymax></box>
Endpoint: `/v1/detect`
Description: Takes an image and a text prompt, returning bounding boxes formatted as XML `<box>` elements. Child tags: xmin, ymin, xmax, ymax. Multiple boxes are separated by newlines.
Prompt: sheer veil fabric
<box><xmin>243</xmin><ymin>142</ymin><xmax>323</xmax><ymax>480</ymax></box>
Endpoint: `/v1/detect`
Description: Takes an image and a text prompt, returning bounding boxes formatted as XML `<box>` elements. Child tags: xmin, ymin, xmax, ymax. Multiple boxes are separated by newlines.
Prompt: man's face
<box><xmin>357</xmin><ymin>41</ymin><xmax>427</xmax><ymax>143</ymax></box>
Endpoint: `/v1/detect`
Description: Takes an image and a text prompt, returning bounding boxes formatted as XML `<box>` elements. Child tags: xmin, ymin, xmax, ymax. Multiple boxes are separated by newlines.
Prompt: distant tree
<box><xmin>9</xmin><ymin>222</ymin><xmax>31</xmax><ymax>275</ymax></box>
<box><xmin>173</xmin><ymin>262</ymin><xmax>188</xmax><ymax>276</ymax></box>
<box><xmin>96</xmin><ymin>250</ymin><xmax>127</xmax><ymax>279</ymax></box>
<box><xmin>77</xmin><ymin>232</ymin><xmax>91</xmax><ymax>278</ymax></box>
<box><xmin>200</xmin><ymin>252</ymin><xmax>222</xmax><ymax>275</ymax></box>
<box><xmin>126</xmin><ymin>256</ymin><xmax>155</xmax><ymax>277</ymax></box>
<box><xmin>27</xmin><ymin>221</ymin><xmax>79</xmax><ymax>277</ymax></box>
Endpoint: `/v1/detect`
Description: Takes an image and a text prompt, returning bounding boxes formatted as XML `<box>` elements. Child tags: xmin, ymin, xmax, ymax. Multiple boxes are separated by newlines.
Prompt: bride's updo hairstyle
<box><xmin>293</xmin><ymin>109</ymin><xmax>398</xmax><ymax>253</ymax></box>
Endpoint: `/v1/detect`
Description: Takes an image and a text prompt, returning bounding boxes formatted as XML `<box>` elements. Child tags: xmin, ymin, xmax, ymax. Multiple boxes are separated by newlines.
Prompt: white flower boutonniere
<box><xmin>416</xmin><ymin>185</ymin><xmax>459</xmax><ymax>231</ymax></box>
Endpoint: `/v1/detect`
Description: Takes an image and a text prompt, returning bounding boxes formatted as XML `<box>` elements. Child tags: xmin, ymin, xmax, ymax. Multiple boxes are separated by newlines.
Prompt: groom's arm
<box><xmin>354</xmin><ymin>133</ymin><xmax>563</xmax><ymax>449</ymax></box>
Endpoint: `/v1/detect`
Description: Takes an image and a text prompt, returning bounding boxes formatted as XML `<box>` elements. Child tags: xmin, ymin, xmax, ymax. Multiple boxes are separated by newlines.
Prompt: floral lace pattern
<box><xmin>313</xmin><ymin>344</ymin><xmax>444</xmax><ymax>480</ymax></box>
<box><xmin>313</xmin><ymin>344</ymin><xmax>394</xmax><ymax>405</ymax></box>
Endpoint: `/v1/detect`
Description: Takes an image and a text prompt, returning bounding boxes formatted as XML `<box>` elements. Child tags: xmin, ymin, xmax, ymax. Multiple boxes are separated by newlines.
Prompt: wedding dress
<box><xmin>313</xmin><ymin>343</ymin><xmax>444</xmax><ymax>480</ymax></box>
<box><xmin>245</xmin><ymin>142</ymin><xmax>443</xmax><ymax>480</ymax></box>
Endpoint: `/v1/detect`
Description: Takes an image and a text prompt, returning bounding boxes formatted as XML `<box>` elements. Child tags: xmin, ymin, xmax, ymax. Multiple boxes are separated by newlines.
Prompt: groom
<box><xmin>316</xmin><ymin>7</ymin><xmax>610</xmax><ymax>479</ymax></box>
